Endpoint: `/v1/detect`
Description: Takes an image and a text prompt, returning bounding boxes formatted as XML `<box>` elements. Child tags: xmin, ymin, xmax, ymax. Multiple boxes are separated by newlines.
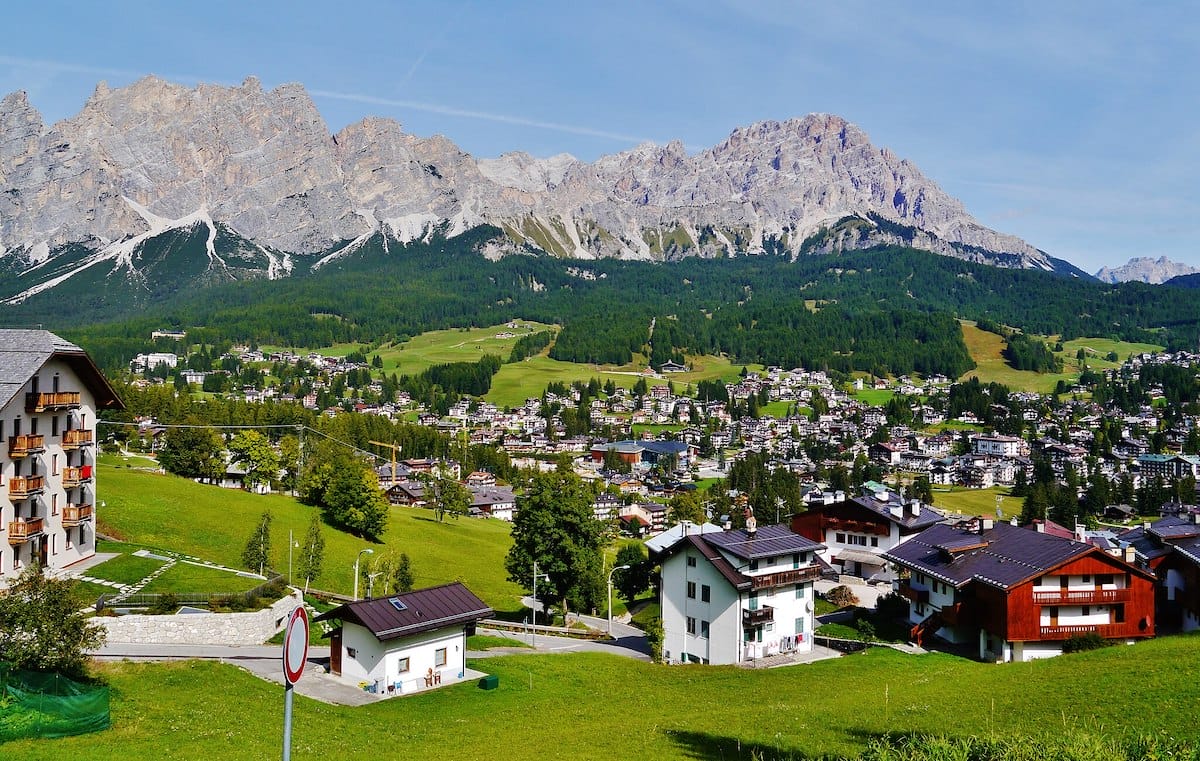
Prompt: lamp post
<box><xmin>607</xmin><ymin>564</ymin><xmax>631</xmax><ymax>636</ymax></box>
<box><xmin>530</xmin><ymin>560</ymin><xmax>549</xmax><ymax>646</ymax></box>
<box><xmin>353</xmin><ymin>548</ymin><xmax>374</xmax><ymax>601</ymax></box>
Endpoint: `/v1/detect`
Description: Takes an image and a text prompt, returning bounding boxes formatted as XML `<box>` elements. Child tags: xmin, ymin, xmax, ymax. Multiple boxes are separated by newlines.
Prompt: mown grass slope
<box><xmin>96</xmin><ymin>465</ymin><xmax>524</xmax><ymax>612</ymax></box>
<box><xmin>10</xmin><ymin>636</ymin><xmax>1200</xmax><ymax>760</ymax></box>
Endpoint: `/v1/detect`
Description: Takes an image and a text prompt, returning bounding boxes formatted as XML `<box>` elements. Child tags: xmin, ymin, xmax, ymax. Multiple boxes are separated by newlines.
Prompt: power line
<box><xmin>96</xmin><ymin>420</ymin><xmax>388</xmax><ymax>463</ymax></box>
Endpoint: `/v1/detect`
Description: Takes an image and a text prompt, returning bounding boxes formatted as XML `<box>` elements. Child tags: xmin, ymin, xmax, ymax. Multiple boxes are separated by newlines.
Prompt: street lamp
<box><xmin>530</xmin><ymin>561</ymin><xmax>550</xmax><ymax>646</ymax></box>
<box><xmin>353</xmin><ymin>548</ymin><xmax>374</xmax><ymax>601</ymax></box>
<box><xmin>607</xmin><ymin>564</ymin><xmax>631</xmax><ymax>636</ymax></box>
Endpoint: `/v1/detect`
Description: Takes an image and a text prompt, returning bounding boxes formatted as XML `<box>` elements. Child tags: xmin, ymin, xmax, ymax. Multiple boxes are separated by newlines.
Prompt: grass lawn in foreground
<box><xmin>96</xmin><ymin>466</ymin><xmax>525</xmax><ymax>613</ymax></box>
<box><xmin>83</xmin><ymin>553</ymin><xmax>166</xmax><ymax>586</ymax></box>
<box><xmin>9</xmin><ymin>635</ymin><xmax>1200</xmax><ymax>759</ymax></box>
<box><xmin>139</xmin><ymin>562</ymin><xmax>265</xmax><ymax>595</ymax></box>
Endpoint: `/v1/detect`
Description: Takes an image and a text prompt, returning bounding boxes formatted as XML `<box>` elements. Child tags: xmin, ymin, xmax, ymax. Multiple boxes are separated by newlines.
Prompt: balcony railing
<box><xmin>1038</xmin><ymin>623</ymin><xmax>1125</xmax><ymax>640</ymax></box>
<box><xmin>743</xmin><ymin>605</ymin><xmax>774</xmax><ymax>627</ymax></box>
<box><xmin>7</xmin><ymin>518</ymin><xmax>45</xmax><ymax>545</ymax></box>
<box><xmin>939</xmin><ymin>602</ymin><xmax>964</xmax><ymax>626</ymax></box>
<box><xmin>8</xmin><ymin>434</ymin><xmax>45</xmax><ymax>458</ymax></box>
<box><xmin>26</xmin><ymin>391</ymin><xmax>81</xmax><ymax>412</ymax></box>
<box><xmin>897</xmin><ymin>581</ymin><xmax>930</xmax><ymax>604</ymax></box>
<box><xmin>750</xmin><ymin>565</ymin><xmax>822</xmax><ymax>590</ymax></box>
<box><xmin>62</xmin><ymin>504</ymin><xmax>94</xmax><ymax>527</ymax></box>
<box><xmin>8</xmin><ymin>475</ymin><xmax>45</xmax><ymax>499</ymax></box>
<box><xmin>1031</xmin><ymin>588</ymin><xmax>1132</xmax><ymax>605</ymax></box>
<box><xmin>62</xmin><ymin>429</ymin><xmax>94</xmax><ymax>450</ymax></box>
<box><xmin>61</xmin><ymin>466</ymin><xmax>93</xmax><ymax>488</ymax></box>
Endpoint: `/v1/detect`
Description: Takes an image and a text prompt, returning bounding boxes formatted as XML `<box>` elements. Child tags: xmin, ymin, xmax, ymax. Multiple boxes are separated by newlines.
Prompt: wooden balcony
<box><xmin>1038</xmin><ymin>623</ymin><xmax>1125</xmax><ymax>640</ymax></box>
<box><xmin>939</xmin><ymin>602</ymin><xmax>963</xmax><ymax>626</ymax></box>
<box><xmin>26</xmin><ymin>391</ymin><xmax>81</xmax><ymax>412</ymax></box>
<box><xmin>62</xmin><ymin>429</ymin><xmax>94</xmax><ymax>450</ymax></box>
<box><xmin>743</xmin><ymin>605</ymin><xmax>774</xmax><ymax>627</ymax></box>
<box><xmin>62</xmin><ymin>504</ymin><xmax>94</xmax><ymax>527</ymax></box>
<box><xmin>1031</xmin><ymin>588</ymin><xmax>1132</xmax><ymax>605</ymax></box>
<box><xmin>61</xmin><ymin>466</ymin><xmax>93</xmax><ymax>488</ymax></box>
<box><xmin>8</xmin><ymin>434</ymin><xmax>45</xmax><ymax>458</ymax></box>
<box><xmin>897</xmin><ymin>581</ymin><xmax>930</xmax><ymax>604</ymax></box>
<box><xmin>7</xmin><ymin>518</ymin><xmax>44</xmax><ymax>545</ymax></box>
<box><xmin>750</xmin><ymin>565</ymin><xmax>822</xmax><ymax>590</ymax></box>
<box><xmin>8</xmin><ymin>475</ymin><xmax>45</xmax><ymax>499</ymax></box>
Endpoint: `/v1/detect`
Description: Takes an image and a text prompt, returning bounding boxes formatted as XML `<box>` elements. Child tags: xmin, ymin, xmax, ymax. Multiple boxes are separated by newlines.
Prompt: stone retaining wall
<box><xmin>99</xmin><ymin>590</ymin><xmax>302</xmax><ymax>645</ymax></box>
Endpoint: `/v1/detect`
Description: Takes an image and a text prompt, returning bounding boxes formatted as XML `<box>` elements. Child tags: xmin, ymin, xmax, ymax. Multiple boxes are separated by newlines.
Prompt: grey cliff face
<box><xmin>0</xmin><ymin>76</ymin><xmax>1053</xmax><ymax>283</ymax></box>
<box><xmin>1095</xmin><ymin>256</ymin><xmax>1199</xmax><ymax>284</ymax></box>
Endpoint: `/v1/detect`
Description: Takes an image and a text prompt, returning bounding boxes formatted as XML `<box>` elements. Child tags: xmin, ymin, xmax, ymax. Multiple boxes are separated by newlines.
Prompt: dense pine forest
<box><xmin>14</xmin><ymin>226</ymin><xmax>1200</xmax><ymax>377</ymax></box>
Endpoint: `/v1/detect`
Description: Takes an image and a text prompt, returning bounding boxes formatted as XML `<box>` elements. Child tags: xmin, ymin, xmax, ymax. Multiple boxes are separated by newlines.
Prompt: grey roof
<box><xmin>0</xmin><ymin>329</ymin><xmax>124</xmax><ymax>411</ymax></box>
<box><xmin>671</xmin><ymin>533</ymin><xmax>753</xmax><ymax>591</ymax></box>
<box><xmin>846</xmin><ymin>492</ymin><xmax>945</xmax><ymax>531</ymax></box>
<box><xmin>313</xmin><ymin>582</ymin><xmax>492</xmax><ymax>642</ymax></box>
<box><xmin>882</xmin><ymin>521</ymin><xmax>1099</xmax><ymax>590</ymax></box>
<box><xmin>703</xmin><ymin>523</ymin><xmax>825</xmax><ymax>560</ymax></box>
<box><xmin>644</xmin><ymin>521</ymin><xmax>724</xmax><ymax>554</ymax></box>
<box><xmin>1148</xmin><ymin>516</ymin><xmax>1200</xmax><ymax>541</ymax></box>
<box><xmin>1118</xmin><ymin>524</ymin><xmax>1172</xmax><ymax>563</ymax></box>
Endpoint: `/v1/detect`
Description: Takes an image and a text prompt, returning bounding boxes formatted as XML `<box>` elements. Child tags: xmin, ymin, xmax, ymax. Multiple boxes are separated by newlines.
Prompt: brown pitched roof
<box><xmin>314</xmin><ymin>582</ymin><xmax>492</xmax><ymax>642</ymax></box>
<box><xmin>0</xmin><ymin>329</ymin><xmax>124</xmax><ymax>411</ymax></box>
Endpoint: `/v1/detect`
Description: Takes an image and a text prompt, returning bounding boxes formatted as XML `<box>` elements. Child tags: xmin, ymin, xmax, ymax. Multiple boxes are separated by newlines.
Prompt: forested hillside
<box><xmin>31</xmin><ymin>228</ymin><xmax>1200</xmax><ymax>378</ymax></box>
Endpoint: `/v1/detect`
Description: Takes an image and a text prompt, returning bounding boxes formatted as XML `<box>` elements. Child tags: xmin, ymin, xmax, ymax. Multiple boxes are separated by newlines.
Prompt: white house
<box><xmin>659</xmin><ymin>520</ymin><xmax>826</xmax><ymax>665</ymax></box>
<box><xmin>315</xmin><ymin>582</ymin><xmax>493</xmax><ymax>696</ymax></box>
<box><xmin>972</xmin><ymin>435</ymin><xmax>1028</xmax><ymax>458</ymax></box>
<box><xmin>1</xmin><ymin>330</ymin><xmax>123</xmax><ymax>587</ymax></box>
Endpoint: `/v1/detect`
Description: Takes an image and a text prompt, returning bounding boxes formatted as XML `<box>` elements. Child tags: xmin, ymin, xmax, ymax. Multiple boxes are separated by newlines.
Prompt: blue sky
<box><xmin>2</xmin><ymin>1</ymin><xmax>1197</xmax><ymax>272</ymax></box>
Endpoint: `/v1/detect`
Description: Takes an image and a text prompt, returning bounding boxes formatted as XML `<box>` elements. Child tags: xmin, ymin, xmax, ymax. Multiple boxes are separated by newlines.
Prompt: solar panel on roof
<box><xmin>388</xmin><ymin>598</ymin><xmax>408</xmax><ymax>612</ymax></box>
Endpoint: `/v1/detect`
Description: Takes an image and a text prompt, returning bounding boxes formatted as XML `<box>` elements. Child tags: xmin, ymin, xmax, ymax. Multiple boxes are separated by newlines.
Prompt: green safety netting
<box><xmin>0</xmin><ymin>662</ymin><xmax>110</xmax><ymax>740</ymax></box>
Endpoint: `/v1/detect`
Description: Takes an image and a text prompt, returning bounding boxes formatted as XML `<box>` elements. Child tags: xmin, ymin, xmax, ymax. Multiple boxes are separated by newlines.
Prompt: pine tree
<box><xmin>242</xmin><ymin>511</ymin><xmax>273</xmax><ymax>576</ymax></box>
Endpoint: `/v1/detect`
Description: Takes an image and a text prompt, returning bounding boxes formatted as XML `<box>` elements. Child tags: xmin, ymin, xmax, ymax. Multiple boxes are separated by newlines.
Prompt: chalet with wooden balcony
<box><xmin>1</xmin><ymin>329</ymin><xmax>123</xmax><ymax>585</ymax></box>
<box><xmin>659</xmin><ymin>518</ymin><xmax>828</xmax><ymax>665</ymax></box>
<box><xmin>884</xmin><ymin>519</ymin><xmax>1155</xmax><ymax>662</ymax></box>
<box><xmin>1121</xmin><ymin>515</ymin><xmax>1200</xmax><ymax>633</ymax></box>
<box><xmin>790</xmin><ymin>485</ymin><xmax>944</xmax><ymax>579</ymax></box>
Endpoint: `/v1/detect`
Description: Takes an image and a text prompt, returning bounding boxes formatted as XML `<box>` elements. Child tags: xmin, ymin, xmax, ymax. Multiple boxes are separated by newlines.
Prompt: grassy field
<box><xmin>373</xmin><ymin>321</ymin><xmax>556</xmax><ymax>377</ymax></box>
<box><xmin>959</xmin><ymin>322</ymin><xmax>1164</xmax><ymax>394</ymax></box>
<box><xmin>84</xmin><ymin>552</ymin><xmax>165</xmax><ymax>586</ymax></box>
<box><xmin>487</xmin><ymin>353</ymin><xmax>751</xmax><ymax>409</ymax></box>
<box><xmin>10</xmin><ymin>636</ymin><xmax>1200</xmax><ymax>759</ymax></box>
<box><xmin>931</xmin><ymin>486</ymin><xmax>1022</xmax><ymax>519</ymax></box>
<box><xmin>850</xmin><ymin>388</ymin><xmax>896</xmax><ymax>406</ymax></box>
<box><xmin>96</xmin><ymin>466</ymin><xmax>526</xmax><ymax>613</ymax></box>
<box><xmin>140</xmin><ymin>562</ymin><xmax>265</xmax><ymax>595</ymax></box>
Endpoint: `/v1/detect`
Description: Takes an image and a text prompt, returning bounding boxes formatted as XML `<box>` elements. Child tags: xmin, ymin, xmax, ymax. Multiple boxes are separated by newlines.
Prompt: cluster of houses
<box><xmin>655</xmin><ymin>468</ymin><xmax>1200</xmax><ymax>667</ymax></box>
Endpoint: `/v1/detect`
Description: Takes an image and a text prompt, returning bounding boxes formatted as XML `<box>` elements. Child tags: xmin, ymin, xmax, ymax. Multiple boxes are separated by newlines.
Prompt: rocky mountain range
<box><xmin>0</xmin><ymin>76</ymin><xmax>1076</xmax><ymax>305</ymax></box>
<box><xmin>1094</xmin><ymin>256</ymin><xmax>1199</xmax><ymax>285</ymax></box>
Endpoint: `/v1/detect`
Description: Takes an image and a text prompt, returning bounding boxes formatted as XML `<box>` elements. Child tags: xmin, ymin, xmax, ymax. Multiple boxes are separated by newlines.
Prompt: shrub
<box><xmin>855</xmin><ymin>619</ymin><xmax>876</xmax><ymax>642</ymax></box>
<box><xmin>644</xmin><ymin>616</ymin><xmax>664</xmax><ymax>662</ymax></box>
<box><xmin>875</xmin><ymin>591</ymin><xmax>909</xmax><ymax>619</ymax></box>
<box><xmin>826</xmin><ymin>585</ymin><xmax>859</xmax><ymax>609</ymax></box>
<box><xmin>149</xmin><ymin>593</ymin><xmax>180</xmax><ymax>615</ymax></box>
<box><xmin>1063</xmin><ymin>632</ymin><xmax>1112</xmax><ymax>653</ymax></box>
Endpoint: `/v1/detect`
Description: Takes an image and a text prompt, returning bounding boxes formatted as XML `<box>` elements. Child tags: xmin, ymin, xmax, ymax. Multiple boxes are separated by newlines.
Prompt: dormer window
<box><xmin>749</xmin><ymin>559</ymin><xmax>759</xmax><ymax>571</ymax></box>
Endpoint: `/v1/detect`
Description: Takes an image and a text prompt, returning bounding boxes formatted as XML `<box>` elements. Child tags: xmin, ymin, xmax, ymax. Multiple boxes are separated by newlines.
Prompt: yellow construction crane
<box><xmin>368</xmin><ymin>440</ymin><xmax>402</xmax><ymax>487</ymax></box>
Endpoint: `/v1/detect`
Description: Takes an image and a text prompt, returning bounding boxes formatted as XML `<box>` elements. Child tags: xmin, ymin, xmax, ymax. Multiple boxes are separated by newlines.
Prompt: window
<box><xmin>701</xmin><ymin>584</ymin><xmax>710</xmax><ymax>603</ymax></box>
<box><xmin>686</xmin><ymin>616</ymin><xmax>696</xmax><ymax>635</ymax></box>
<box><xmin>870</xmin><ymin>537</ymin><xmax>879</xmax><ymax>547</ymax></box>
<box><xmin>686</xmin><ymin>555</ymin><xmax>696</xmax><ymax>567</ymax></box>
<box><xmin>30</xmin><ymin>417</ymin><xmax>37</xmax><ymax>435</ymax></box>
<box><xmin>346</xmin><ymin>647</ymin><xmax>358</xmax><ymax>659</ymax></box>
<box><xmin>795</xmin><ymin>617</ymin><xmax>805</xmax><ymax>633</ymax></box>
<box><xmin>1082</xmin><ymin>606</ymin><xmax>1091</xmax><ymax>617</ymax></box>
<box><xmin>795</xmin><ymin>585</ymin><xmax>804</xmax><ymax>599</ymax></box>
<box><xmin>835</xmin><ymin>532</ymin><xmax>846</xmax><ymax>543</ymax></box>
<box><xmin>52</xmin><ymin>454</ymin><xmax>58</xmax><ymax>477</ymax></box>
<box><xmin>748</xmin><ymin>592</ymin><xmax>759</xmax><ymax>611</ymax></box>
<box><xmin>793</xmin><ymin>553</ymin><xmax>800</xmax><ymax>569</ymax></box>
<box><xmin>700</xmin><ymin>620</ymin><xmax>709</xmax><ymax>638</ymax></box>
<box><xmin>52</xmin><ymin>374</ymin><xmax>59</xmax><ymax>393</ymax></box>
<box><xmin>51</xmin><ymin>416</ymin><xmax>58</xmax><ymax>437</ymax></box>
<box><xmin>52</xmin><ymin>494</ymin><xmax>58</xmax><ymax>516</ymax></box>
<box><xmin>435</xmin><ymin>648</ymin><xmax>447</xmax><ymax>667</ymax></box>
<box><xmin>1097</xmin><ymin>574</ymin><xmax>1114</xmax><ymax>586</ymax></box>
<box><xmin>397</xmin><ymin>657</ymin><xmax>410</xmax><ymax>673</ymax></box>
<box><xmin>1081</xmin><ymin>574</ymin><xmax>1091</xmax><ymax>583</ymax></box>
<box><xmin>686</xmin><ymin>581</ymin><xmax>696</xmax><ymax>599</ymax></box>
<box><xmin>749</xmin><ymin>558</ymin><xmax>759</xmax><ymax>571</ymax></box>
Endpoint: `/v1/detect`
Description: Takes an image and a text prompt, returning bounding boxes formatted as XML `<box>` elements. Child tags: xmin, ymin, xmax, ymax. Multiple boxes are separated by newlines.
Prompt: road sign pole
<box><xmin>281</xmin><ymin>605</ymin><xmax>309</xmax><ymax>761</ymax></box>
<box><xmin>282</xmin><ymin>683</ymin><xmax>294</xmax><ymax>761</ymax></box>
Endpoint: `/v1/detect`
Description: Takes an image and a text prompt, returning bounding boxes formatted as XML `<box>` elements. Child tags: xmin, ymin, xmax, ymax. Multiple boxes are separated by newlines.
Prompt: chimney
<box><xmin>907</xmin><ymin>498</ymin><xmax>921</xmax><ymax>518</ymax></box>
<box><xmin>1074</xmin><ymin>524</ymin><xmax>1087</xmax><ymax>543</ymax></box>
<box><xmin>1193</xmin><ymin>513</ymin><xmax>1200</xmax><ymax>525</ymax></box>
<box><xmin>1143</xmin><ymin>521</ymin><xmax>1151</xmax><ymax>531</ymax></box>
<box><xmin>1009</xmin><ymin>517</ymin><xmax>1018</xmax><ymax>526</ymax></box>
<box><xmin>981</xmin><ymin>518</ymin><xmax>993</xmax><ymax>532</ymax></box>
<box><xmin>1035</xmin><ymin>521</ymin><xmax>1045</xmax><ymax>533</ymax></box>
<box><xmin>1124</xmin><ymin>545</ymin><xmax>1137</xmax><ymax>564</ymax></box>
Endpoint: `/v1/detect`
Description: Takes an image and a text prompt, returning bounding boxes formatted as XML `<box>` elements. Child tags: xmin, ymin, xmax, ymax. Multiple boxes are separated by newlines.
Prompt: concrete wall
<box><xmin>100</xmin><ymin>590</ymin><xmax>302</xmax><ymax>645</ymax></box>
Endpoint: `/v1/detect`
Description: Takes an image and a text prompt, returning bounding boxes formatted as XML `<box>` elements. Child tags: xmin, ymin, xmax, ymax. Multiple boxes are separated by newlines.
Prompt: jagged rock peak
<box><xmin>1096</xmin><ymin>256</ymin><xmax>1199</xmax><ymax>284</ymax></box>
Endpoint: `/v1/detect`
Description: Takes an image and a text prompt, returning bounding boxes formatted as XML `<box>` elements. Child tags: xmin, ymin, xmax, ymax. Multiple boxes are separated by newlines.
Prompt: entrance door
<box><xmin>37</xmin><ymin>538</ymin><xmax>48</xmax><ymax>568</ymax></box>
<box><xmin>330</xmin><ymin>628</ymin><xmax>343</xmax><ymax>676</ymax></box>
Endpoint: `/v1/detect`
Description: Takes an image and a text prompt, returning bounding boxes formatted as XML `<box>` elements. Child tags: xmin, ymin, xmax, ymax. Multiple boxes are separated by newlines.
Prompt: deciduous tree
<box><xmin>0</xmin><ymin>566</ymin><xmax>105</xmax><ymax>678</ymax></box>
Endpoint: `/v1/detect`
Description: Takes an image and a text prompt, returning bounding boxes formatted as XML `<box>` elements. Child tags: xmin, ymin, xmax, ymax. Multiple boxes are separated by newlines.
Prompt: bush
<box><xmin>855</xmin><ymin>619</ymin><xmax>876</xmax><ymax>641</ymax></box>
<box><xmin>148</xmin><ymin>593</ymin><xmax>180</xmax><ymax>615</ymax></box>
<box><xmin>644</xmin><ymin>616</ymin><xmax>664</xmax><ymax>662</ymax></box>
<box><xmin>826</xmin><ymin>585</ymin><xmax>859</xmax><ymax>609</ymax></box>
<box><xmin>875</xmin><ymin>591</ymin><xmax>909</xmax><ymax>619</ymax></box>
<box><xmin>1063</xmin><ymin>632</ymin><xmax>1112</xmax><ymax>653</ymax></box>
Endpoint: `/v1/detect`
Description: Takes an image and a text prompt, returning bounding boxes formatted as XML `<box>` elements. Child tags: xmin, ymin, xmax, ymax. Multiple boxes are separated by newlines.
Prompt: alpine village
<box><xmin>3</xmin><ymin>13</ymin><xmax>1200</xmax><ymax>760</ymax></box>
